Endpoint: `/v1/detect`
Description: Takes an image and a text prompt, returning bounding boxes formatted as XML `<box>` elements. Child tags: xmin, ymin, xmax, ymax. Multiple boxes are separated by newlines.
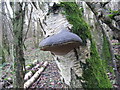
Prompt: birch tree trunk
<box><xmin>25</xmin><ymin>1</ymin><xmax>117</xmax><ymax>88</ymax></box>
<box><xmin>31</xmin><ymin>2</ymin><xmax>84</xmax><ymax>88</ymax></box>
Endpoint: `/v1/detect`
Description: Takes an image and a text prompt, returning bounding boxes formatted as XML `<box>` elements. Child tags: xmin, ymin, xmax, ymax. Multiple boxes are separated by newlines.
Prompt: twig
<box><xmin>38</xmin><ymin>18</ymin><xmax>46</xmax><ymax>35</ymax></box>
<box><xmin>100</xmin><ymin>0</ymin><xmax>111</xmax><ymax>7</ymax></box>
<box><xmin>23</xmin><ymin>6</ymin><xmax>33</xmax><ymax>42</ymax></box>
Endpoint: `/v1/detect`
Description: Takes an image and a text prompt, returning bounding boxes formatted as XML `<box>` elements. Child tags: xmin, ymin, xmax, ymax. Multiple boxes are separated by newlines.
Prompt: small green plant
<box><xmin>108</xmin><ymin>10</ymin><xmax>120</xmax><ymax>19</ymax></box>
<box><xmin>108</xmin><ymin>14</ymin><xmax>114</xmax><ymax>18</ymax></box>
<box><xmin>109</xmin><ymin>10</ymin><xmax>120</xmax><ymax>14</ymax></box>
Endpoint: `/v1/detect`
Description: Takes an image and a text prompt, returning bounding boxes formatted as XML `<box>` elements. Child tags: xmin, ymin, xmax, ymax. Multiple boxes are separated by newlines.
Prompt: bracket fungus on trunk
<box><xmin>39</xmin><ymin>30</ymin><xmax>82</xmax><ymax>55</ymax></box>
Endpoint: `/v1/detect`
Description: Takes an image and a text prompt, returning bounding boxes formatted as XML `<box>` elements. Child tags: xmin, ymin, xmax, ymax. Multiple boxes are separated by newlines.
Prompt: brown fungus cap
<box><xmin>39</xmin><ymin>30</ymin><xmax>82</xmax><ymax>55</ymax></box>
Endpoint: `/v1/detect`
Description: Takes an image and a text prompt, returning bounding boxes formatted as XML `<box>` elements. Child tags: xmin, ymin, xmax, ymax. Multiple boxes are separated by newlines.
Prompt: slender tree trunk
<box><xmin>1</xmin><ymin>2</ymin><xmax>10</xmax><ymax>64</ymax></box>
<box><xmin>12</xmin><ymin>2</ymin><xmax>26</xmax><ymax>88</ymax></box>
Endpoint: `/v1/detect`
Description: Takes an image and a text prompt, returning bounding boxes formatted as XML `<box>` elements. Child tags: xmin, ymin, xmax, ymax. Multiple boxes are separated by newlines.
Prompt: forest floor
<box><xmin>0</xmin><ymin>37</ymin><xmax>68</xmax><ymax>89</ymax></box>
<box><xmin>29</xmin><ymin>60</ymin><xmax>68</xmax><ymax>89</ymax></box>
<box><xmin>24</xmin><ymin>37</ymin><xmax>69</xmax><ymax>89</ymax></box>
<box><xmin>24</xmin><ymin>38</ymin><xmax>67</xmax><ymax>88</ymax></box>
<box><xmin>0</xmin><ymin>38</ymin><xmax>120</xmax><ymax>89</ymax></box>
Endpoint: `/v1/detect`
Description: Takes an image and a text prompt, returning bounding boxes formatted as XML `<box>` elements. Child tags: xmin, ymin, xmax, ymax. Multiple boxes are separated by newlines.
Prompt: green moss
<box><xmin>82</xmin><ymin>40</ymin><xmax>112</xmax><ymax>88</ymax></box>
<box><xmin>61</xmin><ymin>2</ymin><xmax>112</xmax><ymax>88</ymax></box>
<box><xmin>60</xmin><ymin>2</ymin><xmax>91</xmax><ymax>45</ymax></box>
<box><xmin>108</xmin><ymin>10</ymin><xmax>120</xmax><ymax>19</ymax></box>
<box><xmin>112</xmin><ymin>43</ymin><xmax>120</xmax><ymax>45</ymax></box>
<box><xmin>101</xmin><ymin>34</ymin><xmax>112</xmax><ymax>69</ymax></box>
<box><xmin>83</xmin><ymin>40</ymin><xmax>112</xmax><ymax>88</ymax></box>
<box><xmin>108</xmin><ymin>14</ymin><xmax>114</xmax><ymax>19</ymax></box>
<box><xmin>101</xmin><ymin>34</ymin><xmax>114</xmax><ymax>76</ymax></box>
<box><xmin>109</xmin><ymin>10</ymin><xmax>120</xmax><ymax>14</ymax></box>
<box><xmin>0</xmin><ymin>46</ymin><xmax>2</xmax><ymax>57</ymax></box>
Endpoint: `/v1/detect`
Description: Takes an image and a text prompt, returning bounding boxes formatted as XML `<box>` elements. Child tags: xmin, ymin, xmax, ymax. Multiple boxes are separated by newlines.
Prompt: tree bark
<box><xmin>1</xmin><ymin>2</ymin><xmax>10</xmax><ymax>64</ymax></box>
<box><xmin>84</xmin><ymin>1</ymin><xmax>120</xmax><ymax>87</ymax></box>
<box><xmin>12</xmin><ymin>2</ymin><xmax>26</xmax><ymax>88</ymax></box>
<box><xmin>85</xmin><ymin>2</ymin><xmax>120</xmax><ymax>42</ymax></box>
<box><xmin>35</xmin><ymin>2</ymin><xmax>92</xmax><ymax>88</ymax></box>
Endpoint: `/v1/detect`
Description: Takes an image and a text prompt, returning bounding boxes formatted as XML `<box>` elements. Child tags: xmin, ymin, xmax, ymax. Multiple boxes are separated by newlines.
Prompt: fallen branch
<box><xmin>25</xmin><ymin>59</ymin><xmax>39</xmax><ymax>70</ymax></box>
<box><xmin>24</xmin><ymin>61</ymin><xmax>48</xmax><ymax>89</ymax></box>
<box><xmin>24</xmin><ymin>71</ymin><xmax>33</xmax><ymax>82</ymax></box>
<box><xmin>24</xmin><ymin>62</ymin><xmax>43</xmax><ymax>81</ymax></box>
